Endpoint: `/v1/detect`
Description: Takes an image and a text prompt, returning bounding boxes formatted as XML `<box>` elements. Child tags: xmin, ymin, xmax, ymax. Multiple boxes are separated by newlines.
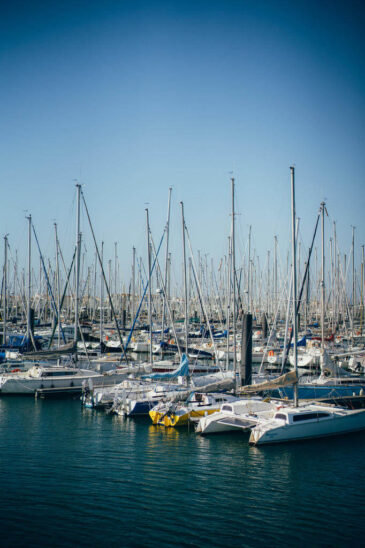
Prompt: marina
<box><xmin>2</xmin><ymin>1</ymin><xmax>365</xmax><ymax>546</ymax></box>
<box><xmin>1</xmin><ymin>165</ymin><xmax>365</xmax><ymax>545</ymax></box>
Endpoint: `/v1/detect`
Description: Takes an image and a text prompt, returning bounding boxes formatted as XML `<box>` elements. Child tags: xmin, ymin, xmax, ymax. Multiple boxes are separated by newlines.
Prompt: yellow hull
<box><xmin>155</xmin><ymin>407</ymin><xmax>219</xmax><ymax>428</ymax></box>
<box><xmin>149</xmin><ymin>409</ymin><xmax>162</xmax><ymax>424</ymax></box>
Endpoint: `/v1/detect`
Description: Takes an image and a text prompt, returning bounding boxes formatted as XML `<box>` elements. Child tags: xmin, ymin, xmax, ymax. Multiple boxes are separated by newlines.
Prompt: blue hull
<box><xmin>128</xmin><ymin>399</ymin><xmax>159</xmax><ymax>416</ymax></box>
<box><xmin>271</xmin><ymin>384</ymin><xmax>365</xmax><ymax>400</ymax></box>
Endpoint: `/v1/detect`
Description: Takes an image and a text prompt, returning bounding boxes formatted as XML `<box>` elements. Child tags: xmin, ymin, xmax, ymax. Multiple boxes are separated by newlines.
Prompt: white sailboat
<box><xmin>249</xmin><ymin>168</ymin><xmax>365</xmax><ymax>446</ymax></box>
<box><xmin>249</xmin><ymin>402</ymin><xmax>365</xmax><ymax>445</ymax></box>
<box><xmin>0</xmin><ymin>365</ymin><xmax>129</xmax><ymax>394</ymax></box>
<box><xmin>196</xmin><ymin>398</ymin><xmax>276</xmax><ymax>435</ymax></box>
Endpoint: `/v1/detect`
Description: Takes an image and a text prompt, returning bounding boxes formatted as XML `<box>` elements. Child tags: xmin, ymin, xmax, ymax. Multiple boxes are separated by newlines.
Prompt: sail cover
<box><xmin>238</xmin><ymin>370</ymin><xmax>299</xmax><ymax>393</ymax></box>
<box><xmin>142</xmin><ymin>353</ymin><xmax>189</xmax><ymax>380</ymax></box>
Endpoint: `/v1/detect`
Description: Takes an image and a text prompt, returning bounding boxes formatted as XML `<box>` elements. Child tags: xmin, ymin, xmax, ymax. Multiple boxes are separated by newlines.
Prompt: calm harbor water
<box><xmin>0</xmin><ymin>397</ymin><xmax>364</xmax><ymax>547</ymax></box>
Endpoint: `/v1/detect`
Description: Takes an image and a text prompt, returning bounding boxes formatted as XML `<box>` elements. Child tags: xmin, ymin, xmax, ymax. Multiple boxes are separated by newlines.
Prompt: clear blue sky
<box><xmin>1</xmin><ymin>0</ymin><xmax>364</xmax><ymax>285</ymax></box>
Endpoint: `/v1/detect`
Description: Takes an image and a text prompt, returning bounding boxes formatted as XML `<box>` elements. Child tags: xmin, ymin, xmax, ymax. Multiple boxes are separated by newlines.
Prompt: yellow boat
<box><xmin>149</xmin><ymin>392</ymin><xmax>237</xmax><ymax>427</ymax></box>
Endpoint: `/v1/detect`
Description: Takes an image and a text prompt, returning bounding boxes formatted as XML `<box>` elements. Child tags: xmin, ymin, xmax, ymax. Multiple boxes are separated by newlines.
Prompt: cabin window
<box><xmin>221</xmin><ymin>405</ymin><xmax>232</xmax><ymax>412</ymax></box>
<box><xmin>44</xmin><ymin>371</ymin><xmax>77</xmax><ymax>377</ymax></box>
<box><xmin>292</xmin><ymin>412</ymin><xmax>330</xmax><ymax>422</ymax></box>
<box><xmin>275</xmin><ymin>413</ymin><xmax>287</xmax><ymax>421</ymax></box>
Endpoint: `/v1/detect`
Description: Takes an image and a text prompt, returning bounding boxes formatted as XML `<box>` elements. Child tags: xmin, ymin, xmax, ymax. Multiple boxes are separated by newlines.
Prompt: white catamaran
<box><xmin>249</xmin><ymin>168</ymin><xmax>365</xmax><ymax>445</ymax></box>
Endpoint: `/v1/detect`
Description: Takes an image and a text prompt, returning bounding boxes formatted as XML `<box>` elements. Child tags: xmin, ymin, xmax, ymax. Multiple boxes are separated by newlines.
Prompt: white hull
<box><xmin>250</xmin><ymin>406</ymin><xmax>365</xmax><ymax>445</ymax></box>
<box><xmin>0</xmin><ymin>370</ymin><xmax>130</xmax><ymax>394</ymax></box>
<box><xmin>196</xmin><ymin>399</ymin><xmax>275</xmax><ymax>435</ymax></box>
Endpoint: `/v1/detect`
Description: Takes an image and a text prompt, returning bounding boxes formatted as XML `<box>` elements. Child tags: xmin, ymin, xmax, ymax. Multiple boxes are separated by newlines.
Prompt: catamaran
<box><xmin>249</xmin><ymin>169</ymin><xmax>365</xmax><ymax>445</ymax></box>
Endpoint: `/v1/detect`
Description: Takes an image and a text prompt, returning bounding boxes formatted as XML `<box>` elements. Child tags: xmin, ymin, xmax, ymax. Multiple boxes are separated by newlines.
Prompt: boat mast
<box><xmin>74</xmin><ymin>183</ymin><xmax>81</xmax><ymax>344</ymax></box>
<box><xmin>226</xmin><ymin>236</ymin><xmax>232</xmax><ymax>371</ymax></box>
<box><xmin>248</xmin><ymin>225</ymin><xmax>252</xmax><ymax>313</ymax></box>
<box><xmin>3</xmin><ymin>234</ymin><xmax>8</xmax><ymax>346</ymax></box>
<box><xmin>231</xmin><ymin>177</ymin><xmax>238</xmax><ymax>389</ymax></box>
<box><xmin>290</xmin><ymin>167</ymin><xmax>298</xmax><ymax>407</ymax></box>
<box><xmin>26</xmin><ymin>214</ymin><xmax>32</xmax><ymax>345</ymax></box>
<box><xmin>181</xmin><ymin>201</ymin><xmax>189</xmax><ymax>358</ymax></box>
<box><xmin>114</xmin><ymin>241</ymin><xmax>118</xmax><ymax>301</ymax></box>
<box><xmin>320</xmin><ymin>201</ymin><xmax>325</xmax><ymax>350</ymax></box>
<box><xmin>131</xmin><ymin>246</ymin><xmax>136</xmax><ymax>327</ymax></box>
<box><xmin>352</xmin><ymin>225</ymin><xmax>355</xmax><ymax>335</ymax></box>
<box><xmin>162</xmin><ymin>187</ymin><xmax>172</xmax><ymax>342</ymax></box>
<box><xmin>54</xmin><ymin>223</ymin><xmax>61</xmax><ymax>349</ymax></box>
<box><xmin>146</xmin><ymin>208</ymin><xmax>153</xmax><ymax>365</ymax></box>
<box><xmin>361</xmin><ymin>245</ymin><xmax>364</xmax><ymax>335</ymax></box>
<box><xmin>274</xmin><ymin>235</ymin><xmax>278</xmax><ymax>320</ymax></box>
<box><xmin>100</xmin><ymin>242</ymin><xmax>104</xmax><ymax>346</ymax></box>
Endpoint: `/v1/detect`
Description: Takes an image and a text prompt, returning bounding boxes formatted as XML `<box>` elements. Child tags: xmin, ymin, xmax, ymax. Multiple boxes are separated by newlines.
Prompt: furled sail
<box><xmin>238</xmin><ymin>370</ymin><xmax>298</xmax><ymax>393</ymax></box>
<box><xmin>21</xmin><ymin>341</ymin><xmax>76</xmax><ymax>360</ymax></box>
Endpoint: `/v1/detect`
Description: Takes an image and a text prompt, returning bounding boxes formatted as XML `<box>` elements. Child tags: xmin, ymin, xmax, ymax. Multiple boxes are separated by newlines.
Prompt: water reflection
<box><xmin>147</xmin><ymin>423</ymin><xmax>181</xmax><ymax>443</ymax></box>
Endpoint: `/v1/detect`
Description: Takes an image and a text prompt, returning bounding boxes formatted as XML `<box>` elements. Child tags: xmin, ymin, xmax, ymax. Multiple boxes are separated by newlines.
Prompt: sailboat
<box><xmin>249</xmin><ymin>168</ymin><xmax>365</xmax><ymax>445</ymax></box>
<box><xmin>150</xmin><ymin>391</ymin><xmax>237</xmax><ymax>427</ymax></box>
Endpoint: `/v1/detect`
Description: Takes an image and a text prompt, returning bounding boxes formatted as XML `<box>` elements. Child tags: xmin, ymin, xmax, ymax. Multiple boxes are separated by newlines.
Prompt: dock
<box><xmin>35</xmin><ymin>386</ymin><xmax>83</xmax><ymax>399</ymax></box>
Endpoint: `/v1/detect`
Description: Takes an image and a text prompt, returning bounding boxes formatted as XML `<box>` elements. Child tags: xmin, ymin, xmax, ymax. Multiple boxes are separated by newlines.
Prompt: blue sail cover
<box><xmin>0</xmin><ymin>334</ymin><xmax>43</xmax><ymax>352</ymax></box>
<box><xmin>142</xmin><ymin>353</ymin><xmax>189</xmax><ymax>380</ymax></box>
<box><xmin>281</xmin><ymin>335</ymin><xmax>306</xmax><ymax>349</ymax></box>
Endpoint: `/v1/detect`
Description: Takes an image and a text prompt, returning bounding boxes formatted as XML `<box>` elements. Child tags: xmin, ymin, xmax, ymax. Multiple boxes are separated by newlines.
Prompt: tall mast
<box><xmin>162</xmin><ymin>187</ymin><xmax>172</xmax><ymax>341</ymax></box>
<box><xmin>226</xmin><ymin>236</ymin><xmax>232</xmax><ymax>371</ymax></box>
<box><xmin>146</xmin><ymin>208</ymin><xmax>153</xmax><ymax>365</ymax></box>
<box><xmin>114</xmin><ymin>242</ymin><xmax>117</xmax><ymax>299</ymax></box>
<box><xmin>54</xmin><ymin>223</ymin><xmax>61</xmax><ymax>349</ymax></box>
<box><xmin>352</xmin><ymin>226</ymin><xmax>355</xmax><ymax>330</ymax></box>
<box><xmin>74</xmin><ymin>183</ymin><xmax>81</xmax><ymax>344</ymax></box>
<box><xmin>274</xmin><ymin>235</ymin><xmax>278</xmax><ymax>319</ymax></box>
<box><xmin>321</xmin><ymin>201</ymin><xmax>325</xmax><ymax>350</ymax></box>
<box><xmin>231</xmin><ymin>178</ymin><xmax>238</xmax><ymax>388</ymax></box>
<box><xmin>361</xmin><ymin>245</ymin><xmax>364</xmax><ymax>335</ymax></box>
<box><xmin>26</xmin><ymin>214</ymin><xmax>32</xmax><ymax>343</ymax></box>
<box><xmin>181</xmin><ymin>202</ymin><xmax>188</xmax><ymax>357</ymax></box>
<box><xmin>100</xmin><ymin>242</ymin><xmax>104</xmax><ymax>346</ymax></box>
<box><xmin>333</xmin><ymin>221</ymin><xmax>338</xmax><ymax>327</ymax></box>
<box><xmin>3</xmin><ymin>235</ymin><xmax>8</xmax><ymax>345</ymax></box>
<box><xmin>248</xmin><ymin>225</ymin><xmax>252</xmax><ymax>313</ymax></box>
<box><xmin>290</xmin><ymin>167</ymin><xmax>298</xmax><ymax>407</ymax></box>
<box><xmin>131</xmin><ymin>246</ymin><xmax>136</xmax><ymax>325</ymax></box>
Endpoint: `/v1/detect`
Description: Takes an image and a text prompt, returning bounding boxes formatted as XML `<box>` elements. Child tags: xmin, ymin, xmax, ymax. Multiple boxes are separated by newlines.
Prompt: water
<box><xmin>0</xmin><ymin>397</ymin><xmax>364</xmax><ymax>547</ymax></box>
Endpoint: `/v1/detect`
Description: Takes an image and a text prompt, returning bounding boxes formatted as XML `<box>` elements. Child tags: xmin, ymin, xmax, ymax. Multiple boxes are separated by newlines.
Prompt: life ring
<box><xmin>268</xmin><ymin>350</ymin><xmax>274</xmax><ymax>357</ymax></box>
<box><xmin>11</xmin><ymin>368</ymin><xmax>21</xmax><ymax>373</ymax></box>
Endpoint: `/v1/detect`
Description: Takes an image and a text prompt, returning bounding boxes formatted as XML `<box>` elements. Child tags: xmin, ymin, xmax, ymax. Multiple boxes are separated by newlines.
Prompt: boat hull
<box><xmin>250</xmin><ymin>409</ymin><xmax>365</xmax><ymax>445</ymax></box>
<box><xmin>0</xmin><ymin>371</ymin><xmax>129</xmax><ymax>395</ymax></box>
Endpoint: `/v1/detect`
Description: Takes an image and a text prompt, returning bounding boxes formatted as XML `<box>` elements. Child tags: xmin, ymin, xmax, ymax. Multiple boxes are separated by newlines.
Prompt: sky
<box><xmin>1</xmin><ymin>0</ymin><xmax>364</xmax><ymax>289</ymax></box>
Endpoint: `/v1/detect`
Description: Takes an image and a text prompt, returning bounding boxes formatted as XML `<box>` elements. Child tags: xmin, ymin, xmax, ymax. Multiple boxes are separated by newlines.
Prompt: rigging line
<box><xmin>124</xmin><ymin>230</ymin><xmax>166</xmax><ymax>352</ymax></box>
<box><xmin>81</xmin><ymin>189</ymin><xmax>128</xmax><ymax>363</ymax></box>
<box><xmin>149</xmin><ymin>231</ymin><xmax>182</xmax><ymax>359</ymax></box>
<box><xmin>7</xmin><ymin>244</ymin><xmax>27</xmax><ymax>316</ymax></box>
<box><xmin>32</xmin><ymin>223</ymin><xmax>67</xmax><ymax>344</ymax></box>
<box><xmin>281</xmin><ymin>209</ymin><xmax>321</xmax><ymax>372</ymax></box>
<box><xmin>47</xmin><ymin>250</ymin><xmax>75</xmax><ymax>349</ymax></box>
<box><xmin>184</xmin><ymin>224</ymin><xmax>221</xmax><ymax>371</ymax></box>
